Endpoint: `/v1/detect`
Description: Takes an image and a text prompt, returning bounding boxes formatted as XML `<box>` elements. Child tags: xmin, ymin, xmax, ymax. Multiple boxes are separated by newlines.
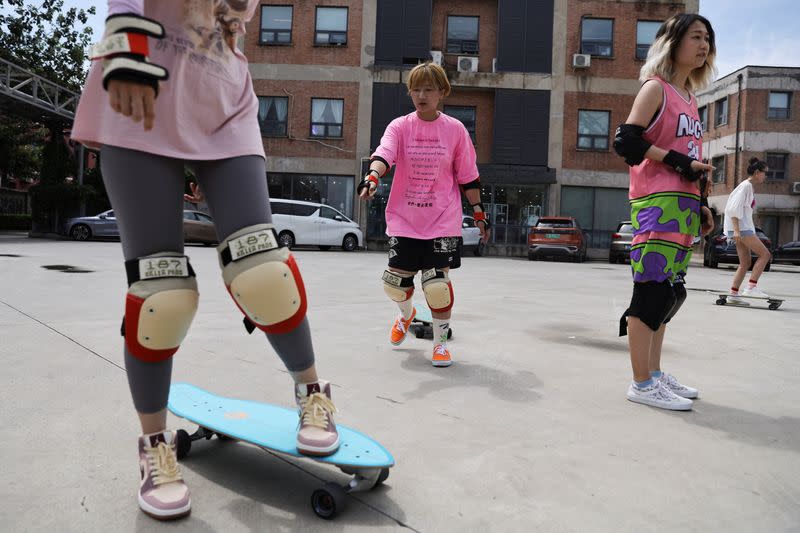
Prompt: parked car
<box><xmin>772</xmin><ymin>240</ymin><xmax>800</xmax><ymax>265</ymax></box>
<box><xmin>609</xmin><ymin>221</ymin><xmax>634</xmax><ymax>264</ymax></box>
<box><xmin>704</xmin><ymin>227</ymin><xmax>772</xmax><ymax>271</ymax></box>
<box><xmin>527</xmin><ymin>216</ymin><xmax>587</xmax><ymax>262</ymax></box>
<box><xmin>65</xmin><ymin>209</ymin><xmax>217</xmax><ymax>245</ymax></box>
<box><xmin>269</xmin><ymin>199</ymin><xmax>362</xmax><ymax>251</ymax></box>
<box><xmin>461</xmin><ymin>214</ymin><xmax>485</xmax><ymax>256</ymax></box>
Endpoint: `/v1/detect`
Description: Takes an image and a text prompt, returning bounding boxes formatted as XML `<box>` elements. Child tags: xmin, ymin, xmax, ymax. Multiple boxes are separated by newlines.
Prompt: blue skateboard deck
<box><xmin>167</xmin><ymin>383</ymin><xmax>394</xmax><ymax>518</ymax></box>
<box><xmin>410</xmin><ymin>302</ymin><xmax>453</xmax><ymax>340</ymax></box>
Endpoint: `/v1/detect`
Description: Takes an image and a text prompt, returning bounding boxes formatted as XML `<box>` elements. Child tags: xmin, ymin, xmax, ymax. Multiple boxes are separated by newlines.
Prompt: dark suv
<box><xmin>704</xmin><ymin>227</ymin><xmax>772</xmax><ymax>271</ymax></box>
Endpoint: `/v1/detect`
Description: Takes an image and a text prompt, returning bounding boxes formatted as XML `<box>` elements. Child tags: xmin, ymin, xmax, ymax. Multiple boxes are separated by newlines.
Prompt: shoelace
<box><xmin>433</xmin><ymin>344</ymin><xmax>449</xmax><ymax>356</ymax></box>
<box><xmin>394</xmin><ymin>316</ymin><xmax>408</xmax><ymax>334</ymax></box>
<box><xmin>652</xmin><ymin>381</ymin><xmax>680</xmax><ymax>401</ymax></box>
<box><xmin>147</xmin><ymin>442</ymin><xmax>182</xmax><ymax>485</ymax></box>
<box><xmin>661</xmin><ymin>373</ymin><xmax>688</xmax><ymax>391</ymax></box>
<box><xmin>299</xmin><ymin>393</ymin><xmax>337</xmax><ymax>430</ymax></box>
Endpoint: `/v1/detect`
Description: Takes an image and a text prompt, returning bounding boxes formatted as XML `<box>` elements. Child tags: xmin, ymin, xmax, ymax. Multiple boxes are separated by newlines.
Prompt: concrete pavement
<box><xmin>1</xmin><ymin>233</ymin><xmax>798</xmax><ymax>532</ymax></box>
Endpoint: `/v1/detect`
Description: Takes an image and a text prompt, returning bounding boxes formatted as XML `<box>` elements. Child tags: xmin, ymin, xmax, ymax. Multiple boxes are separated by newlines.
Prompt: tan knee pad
<box><xmin>382</xmin><ymin>269</ymin><xmax>414</xmax><ymax>302</ymax></box>
<box><xmin>421</xmin><ymin>268</ymin><xmax>453</xmax><ymax>312</ymax></box>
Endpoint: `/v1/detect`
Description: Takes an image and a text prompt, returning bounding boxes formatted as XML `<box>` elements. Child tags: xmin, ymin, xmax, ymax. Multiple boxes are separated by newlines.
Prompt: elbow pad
<box><xmin>613</xmin><ymin>124</ymin><xmax>652</xmax><ymax>166</ymax></box>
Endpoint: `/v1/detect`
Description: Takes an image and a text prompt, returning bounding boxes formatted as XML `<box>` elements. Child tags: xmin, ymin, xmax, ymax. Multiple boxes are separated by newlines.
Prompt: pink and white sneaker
<box><xmin>137</xmin><ymin>431</ymin><xmax>191</xmax><ymax>520</ymax></box>
<box><xmin>295</xmin><ymin>380</ymin><xmax>340</xmax><ymax>456</ymax></box>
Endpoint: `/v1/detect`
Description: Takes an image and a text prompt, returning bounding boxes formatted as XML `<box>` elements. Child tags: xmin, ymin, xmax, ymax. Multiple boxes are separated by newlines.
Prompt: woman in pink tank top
<box><xmin>612</xmin><ymin>14</ymin><xmax>717</xmax><ymax>411</ymax></box>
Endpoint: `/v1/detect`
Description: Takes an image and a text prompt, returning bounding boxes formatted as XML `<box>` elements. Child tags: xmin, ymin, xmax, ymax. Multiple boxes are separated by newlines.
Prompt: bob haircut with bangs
<box><xmin>407</xmin><ymin>62</ymin><xmax>452</xmax><ymax>96</ymax></box>
<box><xmin>640</xmin><ymin>13</ymin><xmax>717</xmax><ymax>92</ymax></box>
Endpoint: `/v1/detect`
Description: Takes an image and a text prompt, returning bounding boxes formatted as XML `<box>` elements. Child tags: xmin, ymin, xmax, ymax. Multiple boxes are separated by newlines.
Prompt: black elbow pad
<box><xmin>613</xmin><ymin>124</ymin><xmax>652</xmax><ymax>167</ymax></box>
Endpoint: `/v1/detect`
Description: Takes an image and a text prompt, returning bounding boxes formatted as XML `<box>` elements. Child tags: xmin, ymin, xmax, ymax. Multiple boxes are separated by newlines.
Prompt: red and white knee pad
<box><xmin>123</xmin><ymin>252</ymin><xmax>199</xmax><ymax>362</ymax></box>
<box><xmin>218</xmin><ymin>224</ymin><xmax>307</xmax><ymax>334</ymax></box>
<box><xmin>421</xmin><ymin>268</ymin><xmax>453</xmax><ymax>313</ymax></box>
<box><xmin>382</xmin><ymin>269</ymin><xmax>415</xmax><ymax>302</ymax></box>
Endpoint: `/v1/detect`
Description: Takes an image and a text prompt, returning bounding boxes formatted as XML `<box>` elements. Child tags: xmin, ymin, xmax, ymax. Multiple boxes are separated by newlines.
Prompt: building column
<box><xmin>548</xmin><ymin>0</ymin><xmax>568</xmax><ymax>216</ymax></box>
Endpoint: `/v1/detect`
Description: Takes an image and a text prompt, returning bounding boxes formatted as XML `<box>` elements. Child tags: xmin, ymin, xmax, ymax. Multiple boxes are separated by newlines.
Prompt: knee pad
<box><xmin>620</xmin><ymin>281</ymin><xmax>676</xmax><ymax>334</ymax></box>
<box><xmin>382</xmin><ymin>269</ymin><xmax>414</xmax><ymax>302</ymax></box>
<box><xmin>123</xmin><ymin>252</ymin><xmax>199</xmax><ymax>362</ymax></box>
<box><xmin>421</xmin><ymin>268</ymin><xmax>453</xmax><ymax>313</ymax></box>
<box><xmin>218</xmin><ymin>224</ymin><xmax>306</xmax><ymax>334</ymax></box>
<box><xmin>663</xmin><ymin>283</ymin><xmax>687</xmax><ymax>324</ymax></box>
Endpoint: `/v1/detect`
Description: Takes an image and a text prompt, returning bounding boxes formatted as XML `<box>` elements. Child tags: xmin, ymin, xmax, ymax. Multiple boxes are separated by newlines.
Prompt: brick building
<box><xmin>243</xmin><ymin>0</ymin><xmax>698</xmax><ymax>251</ymax></box>
<box><xmin>697</xmin><ymin>66</ymin><xmax>800</xmax><ymax>246</ymax></box>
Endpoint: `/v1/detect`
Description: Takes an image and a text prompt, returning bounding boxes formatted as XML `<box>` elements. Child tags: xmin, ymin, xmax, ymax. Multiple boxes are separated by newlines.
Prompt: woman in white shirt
<box><xmin>723</xmin><ymin>157</ymin><xmax>771</xmax><ymax>299</ymax></box>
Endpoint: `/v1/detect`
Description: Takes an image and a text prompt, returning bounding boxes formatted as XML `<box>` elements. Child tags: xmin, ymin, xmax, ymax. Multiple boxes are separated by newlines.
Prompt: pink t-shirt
<box><xmin>372</xmin><ymin>112</ymin><xmax>479</xmax><ymax>239</ymax></box>
<box><xmin>71</xmin><ymin>0</ymin><xmax>265</xmax><ymax>160</ymax></box>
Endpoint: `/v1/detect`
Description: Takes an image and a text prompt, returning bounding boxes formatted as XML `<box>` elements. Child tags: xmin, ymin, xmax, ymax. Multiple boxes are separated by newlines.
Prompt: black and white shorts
<box><xmin>387</xmin><ymin>236</ymin><xmax>462</xmax><ymax>271</ymax></box>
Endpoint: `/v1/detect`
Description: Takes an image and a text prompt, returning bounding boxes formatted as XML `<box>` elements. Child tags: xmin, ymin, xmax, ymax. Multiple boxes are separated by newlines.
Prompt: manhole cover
<box><xmin>41</xmin><ymin>264</ymin><xmax>94</xmax><ymax>273</ymax></box>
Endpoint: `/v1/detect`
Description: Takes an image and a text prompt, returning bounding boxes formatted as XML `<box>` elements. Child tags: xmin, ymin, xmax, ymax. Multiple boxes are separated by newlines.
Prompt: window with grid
<box><xmin>315</xmin><ymin>7</ymin><xmax>348</xmax><ymax>45</ymax></box>
<box><xmin>444</xmin><ymin>105</ymin><xmax>477</xmax><ymax>144</ymax></box>
<box><xmin>765</xmin><ymin>153</ymin><xmax>787</xmax><ymax>180</ymax></box>
<box><xmin>714</xmin><ymin>97</ymin><xmax>728</xmax><ymax>127</ymax></box>
<box><xmin>768</xmin><ymin>92</ymin><xmax>791</xmax><ymax>119</ymax></box>
<box><xmin>711</xmin><ymin>155</ymin><xmax>725</xmax><ymax>183</ymax></box>
<box><xmin>260</xmin><ymin>5</ymin><xmax>292</xmax><ymax>45</ymax></box>
<box><xmin>636</xmin><ymin>21</ymin><xmax>661</xmax><ymax>60</ymax></box>
<box><xmin>447</xmin><ymin>16</ymin><xmax>479</xmax><ymax>54</ymax></box>
<box><xmin>577</xmin><ymin>110</ymin><xmax>610</xmax><ymax>151</ymax></box>
<box><xmin>698</xmin><ymin>105</ymin><xmax>708</xmax><ymax>131</ymax></box>
<box><xmin>310</xmin><ymin>98</ymin><xmax>344</xmax><ymax>138</ymax></box>
<box><xmin>257</xmin><ymin>96</ymin><xmax>288</xmax><ymax>137</ymax></box>
<box><xmin>581</xmin><ymin>18</ymin><xmax>613</xmax><ymax>57</ymax></box>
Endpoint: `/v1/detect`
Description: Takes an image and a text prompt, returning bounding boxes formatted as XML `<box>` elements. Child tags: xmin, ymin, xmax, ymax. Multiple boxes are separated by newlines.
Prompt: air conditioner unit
<box><xmin>492</xmin><ymin>57</ymin><xmax>498</xmax><ymax>73</ymax></box>
<box><xmin>572</xmin><ymin>53</ymin><xmax>591</xmax><ymax>69</ymax></box>
<box><xmin>457</xmin><ymin>56</ymin><xmax>479</xmax><ymax>73</ymax></box>
<box><xmin>792</xmin><ymin>181</ymin><xmax>800</xmax><ymax>194</ymax></box>
<box><xmin>430</xmin><ymin>50</ymin><xmax>443</xmax><ymax>66</ymax></box>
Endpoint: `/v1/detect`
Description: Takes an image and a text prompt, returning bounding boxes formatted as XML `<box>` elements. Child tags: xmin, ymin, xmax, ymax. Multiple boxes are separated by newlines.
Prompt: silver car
<box><xmin>609</xmin><ymin>221</ymin><xmax>634</xmax><ymax>264</ymax></box>
<box><xmin>65</xmin><ymin>209</ymin><xmax>217</xmax><ymax>245</ymax></box>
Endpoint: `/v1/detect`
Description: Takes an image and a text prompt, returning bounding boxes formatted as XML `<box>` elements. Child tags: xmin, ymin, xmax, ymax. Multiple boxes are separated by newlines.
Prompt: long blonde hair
<box><xmin>639</xmin><ymin>14</ymin><xmax>717</xmax><ymax>92</ymax></box>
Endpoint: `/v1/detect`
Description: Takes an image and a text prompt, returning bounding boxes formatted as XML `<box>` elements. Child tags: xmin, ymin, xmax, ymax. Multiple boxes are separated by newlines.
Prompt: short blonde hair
<box><xmin>639</xmin><ymin>14</ymin><xmax>717</xmax><ymax>92</ymax></box>
<box><xmin>407</xmin><ymin>62</ymin><xmax>451</xmax><ymax>96</ymax></box>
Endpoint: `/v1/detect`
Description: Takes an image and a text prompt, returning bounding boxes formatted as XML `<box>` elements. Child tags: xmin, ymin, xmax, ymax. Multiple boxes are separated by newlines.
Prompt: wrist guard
<box><xmin>663</xmin><ymin>150</ymin><xmax>702</xmax><ymax>181</ymax></box>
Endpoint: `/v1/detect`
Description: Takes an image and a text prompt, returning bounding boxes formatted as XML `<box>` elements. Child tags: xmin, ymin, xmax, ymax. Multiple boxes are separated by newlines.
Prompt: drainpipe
<box><xmin>734</xmin><ymin>73</ymin><xmax>743</xmax><ymax>185</ymax></box>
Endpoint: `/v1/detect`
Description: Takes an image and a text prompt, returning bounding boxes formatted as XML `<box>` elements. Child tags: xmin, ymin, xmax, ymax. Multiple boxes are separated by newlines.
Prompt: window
<box><xmin>315</xmin><ymin>7</ymin><xmax>348</xmax><ymax>46</ymax></box>
<box><xmin>292</xmin><ymin>203</ymin><xmax>318</xmax><ymax>216</ymax></box>
<box><xmin>320</xmin><ymin>205</ymin><xmax>347</xmax><ymax>221</ymax></box>
<box><xmin>636</xmin><ymin>21</ymin><xmax>661</xmax><ymax>60</ymax></box>
<box><xmin>268</xmin><ymin>173</ymin><xmax>355</xmax><ymax>217</ymax></box>
<box><xmin>310</xmin><ymin>98</ymin><xmax>344</xmax><ymax>138</ymax></box>
<box><xmin>698</xmin><ymin>105</ymin><xmax>708</xmax><ymax>131</ymax></box>
<box><xmin>447</xmin><ymin>16</ymin><xmax>479</xmax><ymax>54</ymax></box>
<box><xmin>260</xmin><ymin>5</ymin><xmax>292</xmax><ymax>45</ymax></box>
<box><xmin>270</xmin><ymin>200</ymin><xmax>293</xmax><ymax>215</ymax></box>
<box><xmin>183</xmin><ymin>211</ymin><xmax>197</xmax><ymax>220</ymax></box>
<box><xmin>768</xmin><ymin>91</ymin><xmax>791</xmax><ymax>119</ymax></box>
<box><xmin>581</xmin><ymin>18</ymin><xmax>613</xmax><ymax>57</ymax></box>
<box><xmin>196</xmin><ymin>213</ymin><xmax>213</xmax><ymax>223</ymax></box>
<box><xmin>577</xmin><ymin>110</ymin><xmax>610</xmax><ymax>151</ymax></box>
<box><xmin>765</xmin><ymin>153</ymin><xmax>787</xmax><ymax>180</ymax></box>
<box><xmin>444</xmin><ymin>105</ymin><xmax>477</xmax><ymax>144</ymax></box>
<box><xmin>257</xmin><ymin>96</ymin><xmax>288</xmax><ymax>137</ymax></box>
<box><xmin>711</xmin><ymin>155</ymin><xmax>725</xmax><ymax>183</ymax></box>
<box><xmin>714</xmin><ymin>97</ymin><xmax>728</xmax><ymax>127</ymax></box>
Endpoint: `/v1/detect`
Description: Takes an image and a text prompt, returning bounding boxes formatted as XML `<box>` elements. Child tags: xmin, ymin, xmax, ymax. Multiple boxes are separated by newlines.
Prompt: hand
<box><xmin>183</xmin><ymin>182</ymin><xmax>205</xmax><ymax>204</ymax></box>
<box><xmin>357</xmin><ymin>176</ymin><xmax>378</xmax><ymax>199</ymax></box>
<box><xmin>731</xmin><ymin>231</ymin><xmax>741</xmax><ymax>244</ymax></box>
<box><xmin>477</xmin><ymin>221</ymin><xmax>490</xmax><ymax>243</ymax></box>
<box><xmin>108</xmin><ymin>79</ymin><xmax>157</xmax><ymax>131</ymax></box>
<box><xmin>700</xmin><ymin>206</ymin><xmax>714</xmax><ymax>236</ymax></box>
<box><xmin>690</xmin><ymin>160</ymin><xmax>715</xmax><ymax>175</ymax></box>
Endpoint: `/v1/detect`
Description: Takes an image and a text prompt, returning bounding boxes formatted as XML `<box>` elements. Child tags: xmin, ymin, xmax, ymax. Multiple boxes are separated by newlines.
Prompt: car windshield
<box><xmin>618</xmin><ymin>224</ymin><xmax>634</xmax><ymax>233</ymax></box>
<box><xmin>536</xmin><ymin>220</ymin><xmax>573</xmax><ymax>228</ymax></box>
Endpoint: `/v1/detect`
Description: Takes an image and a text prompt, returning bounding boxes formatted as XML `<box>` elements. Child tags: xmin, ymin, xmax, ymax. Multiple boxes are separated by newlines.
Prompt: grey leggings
<box><xmin>101</xmin><ymin>145</ymin><xmax>315</xmax><ymax>414</ymax></box>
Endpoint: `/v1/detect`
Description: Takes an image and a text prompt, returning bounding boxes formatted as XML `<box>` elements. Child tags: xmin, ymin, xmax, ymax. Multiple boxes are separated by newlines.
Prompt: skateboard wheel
<box><xmin>311</xmin><ymin>482</ymin><xmax>347</xmax><ymax>519</ymax></box>
<box><xmin>175</xmin><ymin>429</ymin><xmax>191</xmax><ymax>459</ymax></box>
<box><xmin>414</xmin><ymin>326</ymin><xmax>425</xmax><ymax>339</ymax></box>
<box><xmin>376</xmin><ymin>467</ymin><xmax>390</xmax><ymax>486</ymax></box>
<box><xmin>447</xmin><ymin>328</ymin><xmax>453</xmax><ymax>340</ymax></box>
<box><xmin>715</xmin><ymin>298</ymin><xmax>726</xmax><ymax>305</ymax></box>
<box><xmin>769</xmin><ymin>303</ymin><xmax>780</xmax><ymax>310</ymax></box>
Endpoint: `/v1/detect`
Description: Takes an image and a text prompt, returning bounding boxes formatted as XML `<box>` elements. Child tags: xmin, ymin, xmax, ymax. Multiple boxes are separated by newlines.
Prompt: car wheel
<box><xmin>278</xmin><ymin>231</ymin><xmax>295</xmax><ymax>249</ymax></box>
<box><xmin>473</xmin><ymin>242</ymin><xmax>484</xmax><ymax>257</ymax></box>
<box><xmin>528</xmin><ymin>252</ymin><xmax>537</xmax><ymax>261</ymax></box>
<box><xmin>70</xmin><ymin>224</ymin><xmax>92</xmax><ymax>241</ymax></box>
<box><xmin>708</xmin><ymin>258</ymin><xmax>718</xmax><ymax>268</ymax></box>
<box><xmin>609</xmin><ymin>253</ymin><xmax>616</xmax><ymax>264</ymax></box>
<box><xmin>342</xmin><ymin>234</ymin><xmax>358</xmax><ymax>252</ymax></box>
<box><xmin>318</xmin><ymin>245</ymin><xmax>331</xmax><ymax>251</ymax></box>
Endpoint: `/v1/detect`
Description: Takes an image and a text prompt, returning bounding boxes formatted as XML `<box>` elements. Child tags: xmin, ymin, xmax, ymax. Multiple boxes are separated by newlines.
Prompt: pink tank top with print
<box><xmin>629</xmin><ymin>77</ymin><xmax>703</xmax><ymax>200</ymax></box>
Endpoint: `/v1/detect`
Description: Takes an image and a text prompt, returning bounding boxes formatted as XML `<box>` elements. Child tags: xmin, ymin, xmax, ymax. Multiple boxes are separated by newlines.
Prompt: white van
<box><xmin>269</xmin><ymin>199</ymin><xmax>363</xmax><ymax>251</ymax></box>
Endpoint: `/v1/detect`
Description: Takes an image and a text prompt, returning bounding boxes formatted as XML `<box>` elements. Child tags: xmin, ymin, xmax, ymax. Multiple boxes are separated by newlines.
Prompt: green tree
<box><xmin>0</xmin><ymin>115</ymin><xmax>45</xmax><ymax>187</ymax></box>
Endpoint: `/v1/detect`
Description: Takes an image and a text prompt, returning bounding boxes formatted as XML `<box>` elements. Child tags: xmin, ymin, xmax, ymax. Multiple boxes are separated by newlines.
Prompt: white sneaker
<box><xmin>728</xmin><ymin>292</ymin><xmax>750</xmax><ymax>306</ymax></box>
<box><xmin>658</xmin><ymin>372</ymin><xmax>698</xmax><ymax>399</ymax></box>
<box><xmin>626</xmin><ymin>380</ymin><xmax>693</xmax><ymax>410</ymax></box>
<box><xmin>742</xmin><ymin>286</ymin><xmax>769</xmax><ymax>298</ymax></box>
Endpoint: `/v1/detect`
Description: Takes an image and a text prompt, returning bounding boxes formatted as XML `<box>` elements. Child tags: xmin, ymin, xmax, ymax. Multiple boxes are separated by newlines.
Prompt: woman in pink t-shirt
<box><xmin>72</xmin><ymin>1</ymin><xmax>339</xmax><ymax>520</ymax></box>
<box><xmin>359</xmin><ymin>63</ymin><xmax>488</xmax><ymax>367</ymax></box>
